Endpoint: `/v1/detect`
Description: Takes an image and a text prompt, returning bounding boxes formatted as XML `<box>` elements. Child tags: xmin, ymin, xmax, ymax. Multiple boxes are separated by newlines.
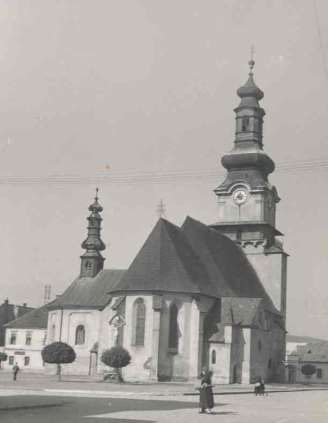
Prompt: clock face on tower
<box><xmin>233</xmin><ymin>188</ymin><xmax>248</xmax><ymax>205</ymax></box>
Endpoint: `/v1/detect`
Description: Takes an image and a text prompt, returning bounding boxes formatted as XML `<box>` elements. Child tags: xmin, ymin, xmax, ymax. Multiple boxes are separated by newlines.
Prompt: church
<box><xmin>47</xmin><ymin>60</ymin><xmax>288</xmax><ymax>384</ymax></box>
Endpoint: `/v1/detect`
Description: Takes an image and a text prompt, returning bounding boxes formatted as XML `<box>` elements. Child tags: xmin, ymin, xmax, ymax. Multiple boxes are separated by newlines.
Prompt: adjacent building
<box><xmin>46</xmin><ymin>60</ymin><xmax>288</xmax><ymax>384</ymax></box>
<box><xmin>3</xmin><ymin>304</ymin><xmax>49</xmax><ymax>371</ymax></box>
<box><xmin>287</xmin><ymin>342</ymin><xmax>328</xmax><ymax>384</ymax></box>
<box><xmin>0</xmin><ymin>299</ymin><xmax>33</xmax><ymax>348</ymax></box>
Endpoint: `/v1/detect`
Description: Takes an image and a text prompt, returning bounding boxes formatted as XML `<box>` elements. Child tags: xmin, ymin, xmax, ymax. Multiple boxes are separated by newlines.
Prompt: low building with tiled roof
<box><xmin>47</xmin><ymin>61</ymin><xmax>288</xmax><ymax>384</ymax></box>
<box><xmin>0</xmin><ymin>299</ymin><xmax>34</xmax><ymax>347</ymax></box>
<box><xmin>286</xmin><ymin>342</ymin><xmax>328</xmax><ymax>384</ymax></box>
<box><xmin>2</xmin><ymin>304</ymin><xmax>49</xmax><ymax>371</ymax></box>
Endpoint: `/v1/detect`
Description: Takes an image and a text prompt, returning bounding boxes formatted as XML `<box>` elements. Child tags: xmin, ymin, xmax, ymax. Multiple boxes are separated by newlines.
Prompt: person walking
<box><xmin>199</xmin><ymin>369</ymin><xmax>214</xmax><ymax>414</ymax></box>
<box><xmin>12</xmin><ymin>363</ymin><xmax>20</xmax><ymax>381</ymax></box>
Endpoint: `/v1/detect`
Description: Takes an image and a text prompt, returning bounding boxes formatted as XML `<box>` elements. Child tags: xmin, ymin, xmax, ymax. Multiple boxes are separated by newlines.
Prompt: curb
<box><xmin>0</xmin><ymin>401</ymin><xmax>66</xmax><ymax>412</ymax></box>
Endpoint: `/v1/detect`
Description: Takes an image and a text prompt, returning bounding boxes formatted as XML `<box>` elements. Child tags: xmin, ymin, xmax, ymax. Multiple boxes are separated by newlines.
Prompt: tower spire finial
<box><xmin>156</xmin><ymin>199</ymin><xmax>166</xmax><ymax>219</ymax></box>
<box><xmin>248</xmin><ymin>45</ymin><xmax>255</xmax><ymax>75</ymax></box>
<box><xmin>95</xmin><ymin>187</ymin><xmax>99</xmax><ymax>200</ymax></box>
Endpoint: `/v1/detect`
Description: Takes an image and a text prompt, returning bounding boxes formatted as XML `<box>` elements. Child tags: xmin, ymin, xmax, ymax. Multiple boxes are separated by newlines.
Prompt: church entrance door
<box><xmin>232</xmin><ymin>364</ymin><xmax>240</xmax><ymax>383</ymax></box>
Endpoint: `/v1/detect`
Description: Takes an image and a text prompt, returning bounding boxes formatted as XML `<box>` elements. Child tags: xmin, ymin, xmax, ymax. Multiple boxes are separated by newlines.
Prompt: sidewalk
<box><xmin>1</xmin><ymin>371</ymin><xmax>328</xmax><ymax>399</ymax></box>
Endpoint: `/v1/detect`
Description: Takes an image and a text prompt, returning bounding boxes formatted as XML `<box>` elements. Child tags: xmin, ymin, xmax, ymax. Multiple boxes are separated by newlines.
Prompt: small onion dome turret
<box><xmin>236</xmin><ymin>60</ymin><xmax>264</xmax><ymax>107</ymax></box>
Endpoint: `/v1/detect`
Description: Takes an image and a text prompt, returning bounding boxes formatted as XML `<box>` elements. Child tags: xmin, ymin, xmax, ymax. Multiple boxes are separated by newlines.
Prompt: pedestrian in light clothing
<box><xmin>198</xmin><ymin>369</ymin><xmax>214</xmax><ymax>414</ymax></box>
<box><xmin>12</xmin><ymin>363</ymin><xmax>20</xmax><ymax>381</ymax></box>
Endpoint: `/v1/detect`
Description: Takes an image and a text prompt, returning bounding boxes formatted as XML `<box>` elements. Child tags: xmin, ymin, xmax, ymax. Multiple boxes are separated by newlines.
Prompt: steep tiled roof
<box><xmin>4</xmin><ymin>303</ymin><xmax>50</xmax><ymax>329</ymax></box>
<box><xmin>0</xmin><ymin>302</ymin><xmax>34</xmax><ymax>345</ymax></box>
<box><xmin>296</xmin><ymin>342</ymin><xmax>328</xmax><ymax>363</ymax></box>
<box><xmin>181</xmin><ymin>217</ymin><xmax>278</xmax><ymax>313</ymax></box>
<box><xmin>49</xmin><ymin>269</ymin><xmax>125</xmax><ymax>310</ymax></box>
<box><xmin>0</xmin><ymin>302</ymin><xmax>34</xmax><ymax>325</ymax></box>
<box><xmin>112</xmin><ymin>219</ymin><xmax>216</xmax><ymax>297</ymax></box>
<box><xmin>221</xmin><ymin>297</ymin><xmax>262</xmax><ymax>326</ymax></box>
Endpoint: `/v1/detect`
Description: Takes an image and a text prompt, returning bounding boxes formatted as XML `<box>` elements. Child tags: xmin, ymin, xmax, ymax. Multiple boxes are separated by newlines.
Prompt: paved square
<box><xmin>0</xmin><ymin>390</ymin><xmax>327</xmax><ymax>422</ymax></box>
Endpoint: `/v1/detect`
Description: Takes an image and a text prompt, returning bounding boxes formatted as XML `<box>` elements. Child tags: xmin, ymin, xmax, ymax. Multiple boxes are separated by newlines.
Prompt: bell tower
<box><xmin>80</xmin><ymin>189</ymin><xmax>106</xmax><ymax>278</ymax></box>
<box><xmin>212</xmin><ymin>59</ymin><xmax>288</xmax><ymax>318</ymax></box>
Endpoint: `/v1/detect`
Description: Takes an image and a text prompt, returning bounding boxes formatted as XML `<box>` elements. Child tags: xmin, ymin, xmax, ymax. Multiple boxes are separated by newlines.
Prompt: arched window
<box><xmin>241</xmin><ymin>116</ymin><xmax>250</xmax><ymax>132</ymax></box>
<box><xmin>168</xmin><ymin>303</ymin><xmax>179</xmax><ymax>350</ymax></box>
<box><xmin>268</xmin><ymin>358</ymin><xmax>272</xmax><ymax>369</ymax></box>
<box><xmin>75</xmin><ymin>325</ymin><xmax>85</xmax><ymax>345</ymax></box>
<box><xmin>211</xmin><ymin>349</ymin><xmax>216</xmax><ymax>365</ymax></box>
<box><xmin>132</xmin><ymin>298</ymin><xmax>146</xmax><ymax>346</ymax></box>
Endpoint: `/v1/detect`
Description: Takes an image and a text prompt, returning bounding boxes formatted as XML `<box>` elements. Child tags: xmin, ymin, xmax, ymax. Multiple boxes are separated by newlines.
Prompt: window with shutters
<box><xmin>25</xmin><ymin>331</ymin><xmax>32</xmax><ymax>346</ymax></box>
<box><xmin>10</xmin><ymin>331</ymin><xmax>17</xmax><ymax>345</ymax></box>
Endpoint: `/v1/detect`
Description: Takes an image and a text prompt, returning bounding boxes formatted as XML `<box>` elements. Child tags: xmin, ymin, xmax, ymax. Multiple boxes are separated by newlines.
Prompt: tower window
<box><xmin>268</xmin><ymin>358</ymin><xmax>272</xmax><ymax>369</ymax></box>
<box><xmin>211</xmin><ymin>349</ymin><xmax>216</xmax><ymax>365</ymax></box>
<box><xmin>132</xmin><ymin>298</ymin><xmax>146</xmax><ymax>346</ymax></box>
<box><xmin>75</xmin><ymin>325</ymin><xmax>86</xmax><ymax>345</ymax></box>
<box><xmin>168</xmin><ymin>303</ymin><xmax>179</xmax><ymax>350</ymax></box>
<box><xmin>85</xmin><ymin>261</ymin><xmax>92</xmax><ymax>269</ymax></box>
<box><xmin>241</xmin><ymin>116</ymin><xmax>250</xmax><ymax>132</ymax></box>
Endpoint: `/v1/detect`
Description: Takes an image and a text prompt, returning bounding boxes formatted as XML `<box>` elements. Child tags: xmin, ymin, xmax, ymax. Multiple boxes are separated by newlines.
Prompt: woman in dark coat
<box><xmin>199</xmin><ymin>370</ymin><xmax>214</xmax><ymax>413</ymax></box>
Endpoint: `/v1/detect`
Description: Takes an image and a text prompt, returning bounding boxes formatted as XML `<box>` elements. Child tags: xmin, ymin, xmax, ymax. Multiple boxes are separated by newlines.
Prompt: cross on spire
<box><xmin>156</xmin><ymin>199</ymin><xmax>166</xmax><ymax>219</ymax></box>
<box><xmin>249</xmin><ymin>45</ymin><xmax>255</xmax><ymax>74</ymax></box>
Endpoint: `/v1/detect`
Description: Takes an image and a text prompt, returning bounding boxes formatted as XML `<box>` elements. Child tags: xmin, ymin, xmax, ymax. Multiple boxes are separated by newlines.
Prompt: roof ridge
<box><xmin>164</xmin><ymin>220</ymin><xmax>210</xmax><ymax>292</ymax></box>
<box><xmin>160</xmin><ymin>220</ymin><xmax>192</xmax><ymax>286</ymax></box>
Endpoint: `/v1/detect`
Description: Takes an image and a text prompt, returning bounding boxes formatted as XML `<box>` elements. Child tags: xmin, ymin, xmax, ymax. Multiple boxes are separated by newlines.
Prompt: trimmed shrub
<box><xmin>301</xmin><ymin>363</ymin><xmax>316</xmax><ymax>383</ymax></box>
<box><xmin>101</xmin><ymin>346</ymin><xmax>131</xmax><ymax>382</ymax></box>
<box><xmin>41</xmin><ymin>342</ymin><xmax>76</xmax><ymax>380</ymax></box>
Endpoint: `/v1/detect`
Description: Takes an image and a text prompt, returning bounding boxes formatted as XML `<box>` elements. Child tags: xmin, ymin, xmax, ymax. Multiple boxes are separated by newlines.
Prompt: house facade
<box><xmin>3</xmin><ymin>305</ymin><xmax>48</xmax><ymax>371</ymax></box>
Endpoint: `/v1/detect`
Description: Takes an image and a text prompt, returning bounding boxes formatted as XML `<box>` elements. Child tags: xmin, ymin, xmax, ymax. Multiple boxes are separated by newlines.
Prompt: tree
<box><xmin>0</xmin><ymin>352</ymin><xmax>7</xmax><ymax>369</ymax></box>
<box><xmin>41</xmin><ymin>342</ymin><xmax>76</xmax><ymax>381</ymax></box>
<box><xmin>301</xmin><ymin>364</ymin><xmax>316</xmax><ymax>383</ymax></box>
<box><xmin>101</xmin><ymin>346</ymin><xmax>131</xmax><ymax>383</ymax></box>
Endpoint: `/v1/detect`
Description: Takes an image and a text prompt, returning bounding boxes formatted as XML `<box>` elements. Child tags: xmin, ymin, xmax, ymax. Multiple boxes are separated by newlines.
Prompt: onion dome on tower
<box><xmin>216</xmin><ymin>58</ymin><xmax>276</xmax><ymax>196</ymax></box>
<box><xmin>80</xmin><ymin>189</ymin><xmax>106</xmax><ymax>278</ymax></box>
<box><xmin>212</xmin><ymin>58</ymin><xmax>282</xmax><ymax>249</ymax></box>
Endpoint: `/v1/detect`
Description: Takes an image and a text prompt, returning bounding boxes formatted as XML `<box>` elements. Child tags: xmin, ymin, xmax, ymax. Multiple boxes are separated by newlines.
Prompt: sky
<box><xmin>0</xmin><ymin>0</ymin><xmax>327</xmax><ymax>338</ymax></box>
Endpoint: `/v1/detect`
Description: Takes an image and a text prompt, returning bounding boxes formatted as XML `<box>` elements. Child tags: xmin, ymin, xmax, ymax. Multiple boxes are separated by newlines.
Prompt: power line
<box><xmin>0</xmin><ymin>157</ymin><xmax>327</xmax><ymax>185</ymax></box>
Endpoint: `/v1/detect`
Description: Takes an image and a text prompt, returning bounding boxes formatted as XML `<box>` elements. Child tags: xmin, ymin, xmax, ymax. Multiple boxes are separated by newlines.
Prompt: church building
<box><xmin>47</xmin><ymin>60</ymin><xmax>288</xmax><ymax>384</ymax></box>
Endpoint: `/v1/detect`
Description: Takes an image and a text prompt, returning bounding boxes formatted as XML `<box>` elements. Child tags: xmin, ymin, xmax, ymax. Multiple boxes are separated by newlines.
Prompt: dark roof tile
<box><xmin>4</xmin><ymin>303</ymin><xmax>50</xmax><ymax>329</ymax></box>
<box><xmin>112</xmin><ymin>219</ymin><xmax>216</xmax><ymax>297</ymax></box>
<box><xmin>50</xmin><ymin>269</ymin><xmax>125</xmax><ymax>310</ymax></box>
